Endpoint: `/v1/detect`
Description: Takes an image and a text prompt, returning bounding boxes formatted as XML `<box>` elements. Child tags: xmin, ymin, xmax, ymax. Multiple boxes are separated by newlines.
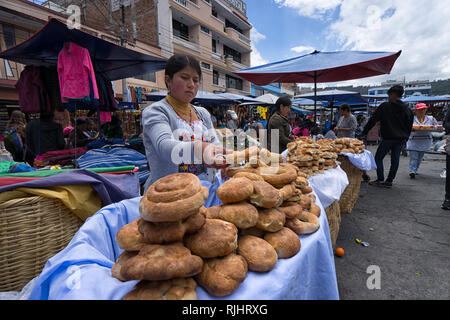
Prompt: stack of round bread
<box><xmin>286</xmin><ymin>137</ymin><xmax>338</xmax><ymax>176</ymax></box>
<box><xmin>111</xmin><ymin>173</ymin><xmax>210</xmax><ymax>300</ymax></box>
<box><xmin>333</xmin><ymin>137</ymin><xmax>365</xmax><ymax>154</ymax></box>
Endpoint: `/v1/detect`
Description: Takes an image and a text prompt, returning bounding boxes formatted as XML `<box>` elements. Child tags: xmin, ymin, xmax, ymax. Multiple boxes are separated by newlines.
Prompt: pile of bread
<box><xmin>286</xmin><ymin>137</ymin><xmax>365</xmax><ymax>177</ymax></box>
<box><xmin>111</xmin><ymin>148</ymin><xmax>322</xmax><ymax>300</ymax></box>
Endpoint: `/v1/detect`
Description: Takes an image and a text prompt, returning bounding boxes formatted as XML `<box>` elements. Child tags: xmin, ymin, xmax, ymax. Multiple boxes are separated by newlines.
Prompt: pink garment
<box><xmin>100</xmin><ymin>111</ymin><xmax>111</xmax><ymax>123</ymax></box>
<box><xmin>57</xmin><ymin>42</ymin><xmax>99</xmax><ymax>102</ymax></box>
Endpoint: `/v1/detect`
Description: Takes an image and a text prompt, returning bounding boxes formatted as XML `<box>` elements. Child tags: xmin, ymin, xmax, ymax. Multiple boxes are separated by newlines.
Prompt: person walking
<box><xmin>267</xmin><ymin>96</ymin><xmax>293</xmax><ymax>153</ymax></box>
<box><xmin>361</xmin><ymin>85</ymin><xmax>414</xmax><ymax>188</ymax></box>
<box><xmin>334</xmin><ymin>104</ymin><xmax>358</xmax><ymax>138</ymax></box>
<box><xmin>441</xmin><ymin>106</ymin><xmax>450</xmax><ymax>210</ymax></box>
<box><xmin>406</xmin><ymin>103</ymin><xmax>439</xmax><ymax>179</ymax></box>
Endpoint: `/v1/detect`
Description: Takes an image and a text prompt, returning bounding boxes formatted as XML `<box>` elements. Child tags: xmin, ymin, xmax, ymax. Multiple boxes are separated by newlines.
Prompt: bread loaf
<box><xmin>123</xmin><ymin>278</ymin><xmax>197</xmax><ymax>300</ymax></box>
<box><xmin>219</xmin><ymin>202</ymin><xmax>259</xmax><ymax>229</ymax></box>
<box><xmin>237</xmin><ymin>235</ymin><xmax>278</xmax><ymax>272</ymax></box>
<box><xmin>115</xmin><ymin>218</ymin><xmax>147</xmax><ymax>251</ymax></box>
<box><xmin>264</xmin><ymin>227</ymin><xmax>301</xmax><ymax>258</ymax></box>
<box><xmin>217</xmin><ymin>177</ymin><xmax>254</xmax><ymax>204</ymax></box>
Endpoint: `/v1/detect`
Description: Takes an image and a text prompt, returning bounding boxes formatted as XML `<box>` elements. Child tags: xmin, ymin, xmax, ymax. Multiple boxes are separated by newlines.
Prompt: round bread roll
<box><xmin>123</xmin><ymin>278</ymin><xmax>197</xmax><ymax>300</ymax></box>
<box><xmin>115</xmin><ymin>218</ymin><xmax>147</xmax><ymax>251</ymax></box>
<box><xmin>279</xmin><ymin>183</ymin><xmax>297</xmax><ymax>201</ymax></box>
<box><xmin>233</xmin><ymin>171</ymin><xmax>264</xmax><ymax>182</ymax></box>
<box><xmin>286</xmin><ymin>189</ymin><xmax>302</xmax><ymax>202</ymax></box>
<box><xmin>184</xmin><ymin>219</ymin><xmax>238</xmax><ymax>258</ymax></box>
<box><xmin>257</xmin><ymin>164</ymin><xmax>297</xmax><ymax>187</ymax></box>
<box><xmin>249</xmin><ymin>180</ymin><xmax>283</xmax><ymax>208</ymax></box>
<box><xmin>237</xmin><ymin>235</ymin><xmax>278</xmax><ymax>272</ymax></box>
<box><xmin>204</xmin><ymin>205</ymin><xmax>222</xmax><ymax>219</ymax></box>
<box><xmin>278</xmin><ymin>202</ymin><xmax>302</xmax><ymax>219</ymax></box>
<box><xmin>293</xmin><ymin>176</ymin><xmax>308</xmax><ymax>188</ymax></box>
<box><xmin>225</xmin><ymin>167</ymin><xmax>257</xmax><ymax>178</ymax></box>
<box><xmin>264</xmin><ymin>227</ymin><xmax>301</xmax><ymax>258</ymax></box>
<box><xmin>117</xmin><ymin>242</ymin><xmax>203</xmax><ymax>281</ymax></box>
<box><xmin>300</xmin><ymin>185</ymin><xmax>313</xmax><ymax>194</ymax></box>
<box><xmin>285</xmin><ymin>211</ymin><xmax>320</xmax><ymax>235</ymax></box>
<box><xmin>256</xmin><ymin>208</ymin><xmax>286</xmax><ymax>232</ymax></box>
<box><xmin>138</xmin><ymin>211</ymin><xmax>205</xmax><ymax>244</ymax></box>
<box><xmin>196</xmin><ymin>253</ymin><xmax>248</xmax><ymax>297</ymax></box>
<box><xmin>217</xmin><ymin>177</ymin><xmax>254</xmax><ymax>204</ymax></box>
<box><xmin>299</xmin><ymin>194</ymin><xmax>312</xmax><ymax>210</ymax></box>
<box><xmin>219</xmin><ymin>202</ymin><xmax>259</xmax><ymax>229</ymax></box>
<box><xmin>239</xmin><ymin>226</ymin><xmax>266</xmax><ymax>238</ymax></box>
<box><xmin>309</xmin><ymin>203</ymin><xmax>321</xmax><ymax>217</ymax></box>
<box><xmin>111</xmin><ymin>251</ymin><xmax>138</xmax><ymax>282</ymax></box>
<box><xmin>140</xmin><ymin>173</ymin><xmax>209</xmax><ymax>222</ymax></box>
<box><xmin>308</xmin><ymin>193</ymin><xmax>317</xmax><ymax>202</ymax></box>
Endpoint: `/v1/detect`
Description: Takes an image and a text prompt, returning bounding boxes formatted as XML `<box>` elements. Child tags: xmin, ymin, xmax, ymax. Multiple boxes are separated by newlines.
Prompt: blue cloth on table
<box><xmin>77</xmin><ymin>147</ymin><xmax>149</xmax><ymax>184</ymax></box>
<box><xmin>0</xmin><ymin>169</ymin><xmax>140</xmax><ymax>206</ymax></box>
<box><xmin>339</xmin><ymin>150</ymin><xmax>377</xmax><ymax>171</ymax></box>
<box><xmin>26</xmin><ymin>189</ymin><xmax>339</xmax><ymax>300</ymax></box>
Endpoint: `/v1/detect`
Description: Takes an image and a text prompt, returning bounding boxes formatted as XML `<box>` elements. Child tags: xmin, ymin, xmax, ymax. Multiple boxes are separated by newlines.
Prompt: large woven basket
<box><xmin>338</xmin><ymin>155</ymin><xmax>363</xmax><ymax>214</ymax></box>
<box><xmin>325</xmin><ymin>201</ymin><xmax>341</xmax><ymax>250</ymax></box>
<box><xmin>0</xmin><ymin>196</ymin><xmax>84</xmax><ymax>292</ymax></box>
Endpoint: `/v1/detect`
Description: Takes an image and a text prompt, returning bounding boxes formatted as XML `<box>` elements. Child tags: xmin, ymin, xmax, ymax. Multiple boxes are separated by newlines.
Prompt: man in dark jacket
<box><xmin>26</xmin><ymin>112</ymin><xmax>65</xmax><ymax>162</ymax></box>
<box><xmin>441</xmin><ymin>106</ymin><xmax>450</xmax><ymax>210</ymax></box>
<box><xmin>267</xmin><ymin>96</ymin><xmax>293</xmax><ymax>153</ymax></box>
<box><xmin>362</xmin><ymin>85</ymin><xmax>414</xmax><ymax>187</ymax></box>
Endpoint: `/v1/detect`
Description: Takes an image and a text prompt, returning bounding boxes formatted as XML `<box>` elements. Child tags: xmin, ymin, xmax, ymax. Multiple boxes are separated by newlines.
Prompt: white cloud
<box><xmin>291</xmin><ymin>46</ymin><xmax>315</xmax><ymax>54</ymax></box>
<box><xmin>274</xmin><ymin>0</ymin><xmax>342</xmax><ymax>19</ymax></box>
<box><xmin>250</xmin><ymin>27</ymin><xmax>269</xmax><ymax>67</ymax></box>
<box><xmin>272</xmin><ymin>0</ymin><xmax>450</xmax><ymax>84</ymax></box>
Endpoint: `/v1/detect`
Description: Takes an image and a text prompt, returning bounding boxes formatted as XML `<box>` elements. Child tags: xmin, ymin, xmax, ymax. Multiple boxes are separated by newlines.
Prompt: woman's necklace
<box><xmin>166</xmin><ymin>94</ymin><xmax>193</xmax><ymax>122</ymax></box>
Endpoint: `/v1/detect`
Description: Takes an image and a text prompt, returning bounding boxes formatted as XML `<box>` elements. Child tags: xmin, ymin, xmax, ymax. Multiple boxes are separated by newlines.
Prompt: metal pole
<box><xmin>314</xmin><ymin>71</ymin><xmax>317</xmax><ymax>126</ymax></box>
<box><xmin>120</xmin><ymin>1</ymin><xmax>127</xmax><ymax>104</ymax></box>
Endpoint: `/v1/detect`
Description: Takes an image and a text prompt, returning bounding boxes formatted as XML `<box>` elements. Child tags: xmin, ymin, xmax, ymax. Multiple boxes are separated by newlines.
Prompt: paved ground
<box><xmin>334</xmin><ymin>145</ymin><xmax>450</xmax><ymax>300</ymax></box>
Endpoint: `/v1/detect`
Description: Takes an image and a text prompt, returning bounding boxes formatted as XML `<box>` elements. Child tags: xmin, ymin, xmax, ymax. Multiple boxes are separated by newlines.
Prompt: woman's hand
<box><xmin>195</xmin><ymin>141</ymin><xmax>230</xmax><ymax>169</ymax></box>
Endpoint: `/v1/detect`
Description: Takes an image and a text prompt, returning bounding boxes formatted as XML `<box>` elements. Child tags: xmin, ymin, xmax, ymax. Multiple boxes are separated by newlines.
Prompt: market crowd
<box><xmin>3</xmin><ymin>54</ymin><xmax>450</xmax><ymax>209</ymax></box>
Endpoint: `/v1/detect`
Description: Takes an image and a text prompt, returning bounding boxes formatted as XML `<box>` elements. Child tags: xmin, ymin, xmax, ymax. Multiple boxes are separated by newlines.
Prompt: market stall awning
<box><xmin>232</xmin><ymin>50</ymin><xmax>402</xmax><ymax>85</ymax></box>
<box><xmin>217</xmin><ymin>92</ymin><xmax>264</xmax><ymax>103</ymax></box>
<box><xmin>0</xmin><ymin>18</ymin><xmax>167</xmax><ymax>81</ymax></box>
<box><xmin>291</xmin><ymin>106</ymin><xmax>313</xmax><ymax>115</ymax></box>
<box><xmin>294</xmin><ymin>89</ymin><xmax>368</xmax><ymax>106</ymax></box>
<box><xmin>402</xmin><ymin>95</ymin><xmax>450</xmax><ymax>103</ymax></box>
<box><xmin>145</xmin><ymin>89</ymin><xmax>234</xmax><ymax>105</ymax></box>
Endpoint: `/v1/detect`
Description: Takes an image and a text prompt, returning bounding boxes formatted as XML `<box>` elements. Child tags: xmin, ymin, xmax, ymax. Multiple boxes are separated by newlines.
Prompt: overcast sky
<box><xmin>247</xmin><ymin>0</ymin><xmax>450</xmax><ymax>88</ymax></box>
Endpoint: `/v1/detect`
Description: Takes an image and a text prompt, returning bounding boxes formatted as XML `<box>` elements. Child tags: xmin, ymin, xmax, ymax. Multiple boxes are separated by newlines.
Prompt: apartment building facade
<box><xmin>158</xmin><ymin>0</ymin><xmax>252</xmax><ymax>95</ymax></box>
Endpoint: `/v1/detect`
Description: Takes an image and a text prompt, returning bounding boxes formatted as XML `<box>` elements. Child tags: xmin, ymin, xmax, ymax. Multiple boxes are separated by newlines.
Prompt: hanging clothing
<box><xmin>40</xmin><ymin>66</ymin><xmax>64</xmax><ymax>111</ymax></box>
<box><xmin>57</xmin><ymin>42</ymin><xmax>99</xmax><ymax>102</ymax></box>
<box><xmin>100</xmin><ymin>111</ymin><xmax>111</xmax><ymax>124</ymax></box>
<box><xmin>15</xmin><ymin>66</ymin><xmax>51</xmax><ymax>114</ymax></box>
<box><xmin>406</xmin><ymin>115</ymin><xmax>438</xmax><ymax>152</ymax></box>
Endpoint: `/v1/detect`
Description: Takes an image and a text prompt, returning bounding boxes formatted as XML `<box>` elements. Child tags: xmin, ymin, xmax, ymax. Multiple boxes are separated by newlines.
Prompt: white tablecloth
<box><xmin>308</xmin><ymin>167</ymin><xmax>349</xmax><ymax>209</ymax></box>
<box><xmin>339</xmin><ymin>150</ymin><xmax>377</xmax><ymax>171</ymax></box>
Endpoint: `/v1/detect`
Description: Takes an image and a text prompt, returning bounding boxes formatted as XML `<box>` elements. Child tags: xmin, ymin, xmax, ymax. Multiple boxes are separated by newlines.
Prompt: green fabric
<box><xmin>0</xmin><ymin>161</ymin><xmax>16</xmax><ymax>174</ymax></box>
<box><xmin>0</xmin><ymin>166</ymin><xmax>136</xmax><ymax>177</ymax></box>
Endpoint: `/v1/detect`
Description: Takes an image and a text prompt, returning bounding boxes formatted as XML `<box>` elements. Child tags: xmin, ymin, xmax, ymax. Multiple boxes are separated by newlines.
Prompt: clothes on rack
<box><xmin>15</xmin><ymin>66</ymin><xmax>51</xmax><ymax>114</ymax></box>
<box><xmin>57</xmin><ymin>42</ymin><xmax>99</xmax><ymax>103</ymax></box>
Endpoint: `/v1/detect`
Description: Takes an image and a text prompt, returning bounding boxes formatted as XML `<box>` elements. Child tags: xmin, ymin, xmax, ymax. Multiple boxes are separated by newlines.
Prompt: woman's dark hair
<box><xmin>275</xmin><ymin>96</ymin><xmax>291</xmax><ymax>111</ymax></box>
<box><xmin>340</xmin><ymin>104</ymin><xmax>351</xmax><ymax>112</ymax></box>
<box><xmin>165</xmin><ymin>53</ymin><xmax>202</xmax><ymax>85</ymax></box>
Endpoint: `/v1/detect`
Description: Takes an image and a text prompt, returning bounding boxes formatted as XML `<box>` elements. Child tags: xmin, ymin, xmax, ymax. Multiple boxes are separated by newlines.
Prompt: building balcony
<box><xmin>225</xmin><ymin>27</ymin><xmax>251</xmax><ymax>49</ymax></box>
<box><xmin>173</xmin><ymin>34</ymin><xmax>201</xmax><ymax>53</ymax></box>
<box><xmin>231</xmin><ymin>59</ymin><xmax>249</xmax><ymax>70</ymax></box>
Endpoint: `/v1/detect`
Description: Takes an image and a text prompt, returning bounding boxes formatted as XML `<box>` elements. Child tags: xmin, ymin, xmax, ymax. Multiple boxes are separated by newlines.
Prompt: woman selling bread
<box><xmin>142</xmin><ymin>54</ymin><xmax>228</xmax><ymax>192</ymax></box>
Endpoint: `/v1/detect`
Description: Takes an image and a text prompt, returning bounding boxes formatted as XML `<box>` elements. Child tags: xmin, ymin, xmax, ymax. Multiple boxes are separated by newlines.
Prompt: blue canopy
<box><xmin>291</xmin><ymin>106</ymin><xmax>313</xmax><ymax>115</ymax></box>
<box><xmin>0</xmin><ymin>18</ymin><xmax>167</xmax><ymax>81</ymax></box>
<box><xmin>402</xmin><ymin>95</ymin><xmax>450</xmax><ymax>103</ymax></box>
<box><xmin>217</xmin><ymin>92</ymin><xmax>264</xmax><ymax>103</ymax></box>
<box><xmin>145</xmin><ymin>89</ymin><xmax>234</xmax><ymax>105</ymax></box>
<box><xmin>294</xmin><ymin>90</ymin><xmax>368</xmax><ymax>106</ymax></box>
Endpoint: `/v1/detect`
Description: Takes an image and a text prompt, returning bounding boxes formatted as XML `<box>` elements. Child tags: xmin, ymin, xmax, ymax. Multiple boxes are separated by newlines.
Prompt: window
<box><xmin>213</xmin><ymin>70</ymin><xmax>219</xmax><ymax>85</ymax></box>
<box><xmin>212</xmin><ymin>39</ymin><xmax>217</xmax><ymax>53</ymax></box>
<box><xmin>226</xmin><ymin>75</ymin><xmax>243</xmax><ymax>90</ymax></box>
<box><xmin>135</xmin><ymin>72</ymin><xmax>156</xmax><ymax>82</ymax></box>
<box><xmin>223</xmin><ymin>45</ymin><xmax>241</xmax><ymax>63</ymax></box>
<box><xmin>201</xmin><ymin>25</ymin><xmax>210</xmax><ymax>34</ymax></box>
<box><xmin>254</xmin><ymin>87</ymin><xmax>264</xmax><ymax>96</ymax></box>
<box><xmin>2</xmin><ymin>24</ymin><xmax>15</xmax><ymax>49</ymax></box>
<box><xmin>172</xmin><ymin>19</ymin><xmax>189</xmax><ymax>41</ymax></box>
<box><xmin>212</xmin><ymin>8</ymin><xmax>218</xmax><ymax>18</ymax></box>
<box><xmin>201</xmin><ymin>62</ymin><xmax>211</xmax><ymax>70</ymax></box>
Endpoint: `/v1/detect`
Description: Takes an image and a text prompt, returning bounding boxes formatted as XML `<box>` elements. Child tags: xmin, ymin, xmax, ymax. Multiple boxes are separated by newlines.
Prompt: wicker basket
<box><xmin>338</xmin><ymin>155</ymin><xmax>363</xmax><ymax>214</ymax></box>
<box><xmin>0</xmin><ymin>196</ymin><xmax>83</xmax><ymax>292</ymax></box>
<box><xmin>325</xmin><ymin>201</ymin><xmax>341</xmax><ymax>250</ymax></box>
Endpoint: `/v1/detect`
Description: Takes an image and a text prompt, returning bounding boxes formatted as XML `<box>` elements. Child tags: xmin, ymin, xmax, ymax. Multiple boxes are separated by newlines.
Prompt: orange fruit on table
<box><xmin>335</xmin><ymin>247</ymin><xmax>344</xmax><ymax>257</ymax></box>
